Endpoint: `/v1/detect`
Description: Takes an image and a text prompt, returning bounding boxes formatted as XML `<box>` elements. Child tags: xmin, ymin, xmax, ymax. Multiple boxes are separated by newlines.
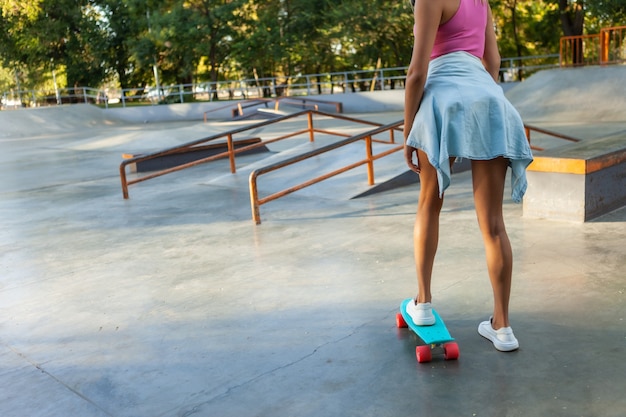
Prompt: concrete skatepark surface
<box><xmin>1</xmin><ymin>66</ymin><xmax>625</xmax><ymax>416</ymax></box>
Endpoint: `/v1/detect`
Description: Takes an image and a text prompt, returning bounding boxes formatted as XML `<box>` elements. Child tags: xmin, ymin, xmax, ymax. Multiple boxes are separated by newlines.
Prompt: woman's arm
<box><xmin>482</xmin><ymin>4</ymin><xmax>501</xmax><ymax>82</ymax></box>
<box><xmin>403</xmin><ymin>0</ymin><xmax>442</xmax><ymax>172</ymax></box>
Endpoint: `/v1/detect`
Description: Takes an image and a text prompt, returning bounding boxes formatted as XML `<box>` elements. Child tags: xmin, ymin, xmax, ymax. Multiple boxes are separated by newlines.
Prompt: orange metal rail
<box><xmin>248</xmin><ymin>122</ymin><xmax>578</xmax><ymax>224</ymax></box>
<box><xmin>249</xmin><ymin>120</ymin><xmax>404</xmax><ymax>224</ymax></box>
<box><xmin>119</xmin><ymin>109</ymin><xmax>392</xmax><ymax>199</ymax></box>
<box><xmin>524</xmin><ymin>124</ymin><xmax>581</xmax><ymax>152</ymax></box>
<box><xmin>274</xmin><ymin>97</ymin><xmax>344</xmax><ymax>113</ymax></box>
<box><xmin>203</xmin><ymin>98</ymin><xmax>273</xmax><ymax>122</ymax></box>
<box><xmin>560</xmin><ymin>26</ymin><xmax>626</xmax><ymax>67</ymax></box>
<box><xmin>121</xmin><ymin>105</ymin><xmax>589</xmax><ymax>224</ymax></box>
<box><xmin>203</xmin><ymin>97</ymin><xmax>344</xmax><ymax>122</ymax></box>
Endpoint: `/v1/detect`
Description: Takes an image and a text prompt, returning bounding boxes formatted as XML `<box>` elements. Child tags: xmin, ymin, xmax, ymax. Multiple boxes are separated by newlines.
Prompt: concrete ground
<box><xmin>1</xmin><ymin>67</ymin><xmax>625</xmax><ymax>417</ymax></box>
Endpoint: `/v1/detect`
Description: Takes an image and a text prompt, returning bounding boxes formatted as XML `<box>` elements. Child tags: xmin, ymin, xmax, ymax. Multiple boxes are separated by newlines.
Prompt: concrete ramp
<box><xmin>506</xmin><ymin>65</ymin><xmax>626</xmax><ymax>123</ymax></box>
<box><xmin>58</xmin><ymin>121</ymin><xmax>225</xmax><ymax>153</ymax></box>
<box><xmin>0</xmin><ymin>104</ymin><xmax>115</xmax><ymax>138</ymax></box>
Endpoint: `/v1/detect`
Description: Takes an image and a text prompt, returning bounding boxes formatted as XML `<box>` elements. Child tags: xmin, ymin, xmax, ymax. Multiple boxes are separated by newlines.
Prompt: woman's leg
<box><xmin>471</xmin><ymin>158</ymin><xmax>513</xmax><ymax>329</ymax></box>
<box><xmin>413</xmin><ymin>151</ymin><xmax>453</xmax><ymax>303</ymax></box>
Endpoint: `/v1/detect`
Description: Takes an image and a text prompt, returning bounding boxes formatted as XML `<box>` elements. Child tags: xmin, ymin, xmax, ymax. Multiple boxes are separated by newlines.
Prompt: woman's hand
<box><xmin>404</xmin><ymin>144</ymin><xmax>421</xmax><ymax>174</ymax></box>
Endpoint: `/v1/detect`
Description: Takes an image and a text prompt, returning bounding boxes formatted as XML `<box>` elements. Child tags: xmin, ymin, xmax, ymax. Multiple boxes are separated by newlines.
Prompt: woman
<box><xmin>403</xmin><ymin>0</ymin><xmax>533</xmax><ymax>351</ymax></box>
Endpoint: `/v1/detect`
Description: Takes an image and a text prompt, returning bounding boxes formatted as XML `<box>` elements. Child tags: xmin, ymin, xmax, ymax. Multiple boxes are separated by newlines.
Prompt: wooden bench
<box><xmin>122</xmin><ymin>137</ymin><xmax>266</xmax><ymax>173</ymax></box>
<box><xmin>523</xmin><ymin>133</ymin><xmax>626</xmax><ymax>221</ymax></box>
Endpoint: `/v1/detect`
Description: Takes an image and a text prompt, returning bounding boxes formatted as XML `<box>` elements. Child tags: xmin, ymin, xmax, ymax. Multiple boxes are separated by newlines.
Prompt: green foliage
<box><xmin>586</xmin><ymin>0</ymin><xmax>626</xmax><ymax>31</ymax></box>
<box><xmin>0</xmin><ymin>0</ymin><xmax>43</xmax><ymax>21</ymax></box>
<box><xmin>0</xmin><ymin>0</ymin><xmax>623</xmax><ymax>93</ymax></box>
<box><xmin>0</xmin><ymin>66</ymin><xmax>14</xmax><ymax>91</ymax></box>
<box><xmin>491</xmin><ymin>0</ymin><xmax>562</xmax><ymax>58</ymax></box>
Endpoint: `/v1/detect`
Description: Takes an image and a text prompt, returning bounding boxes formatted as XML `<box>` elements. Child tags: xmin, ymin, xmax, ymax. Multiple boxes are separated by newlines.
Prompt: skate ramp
<box><xmin>506</xmin><ymin>65</ymin><xmax>626</xmax><ymax>123</ymax></box>
<box><xmin>0</xmin><ymin>104</ymin><xmax>117</xmax><ymax>138</ymax></box>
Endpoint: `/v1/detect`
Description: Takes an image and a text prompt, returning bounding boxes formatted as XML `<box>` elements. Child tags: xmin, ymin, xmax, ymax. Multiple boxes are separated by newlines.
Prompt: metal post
<box><xmin>366</xmin><ymin>135</ymin><xmax>374</xmax><ymax>185</ymax></box>
<box><xmin>120</xmin><ymin>165</ymin><xmax>129</xmax><ymax>199</ymax></box>
<box><xmin>227</xmin><ymin>133</ymin><xmax>236</xmax><ymax>173</ymax></box>
<box><xmin>249</xmin><ymin>172</ymin><xmax>261</xmax><ymax>224</ymax></box>
<box><xmin>601</xmin><ymin>29</ymin><xmax>609</xmax><ymax>64</ymax></box>
<box><xmin>307</xmin><ymin>112</ymin><xmax>314</xmax><ymax>142</ymax></box>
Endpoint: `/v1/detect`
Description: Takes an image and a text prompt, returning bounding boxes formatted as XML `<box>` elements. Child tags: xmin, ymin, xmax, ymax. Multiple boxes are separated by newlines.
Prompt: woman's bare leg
<box><xmin>413</xmin><ymin>151</ymin><xmax>454</xmax><ymax>303</ymax></box>
<box><xmin>471</xmin><ymin>158</ymin><xmax>513</xmax><ymax>329</ymax></box>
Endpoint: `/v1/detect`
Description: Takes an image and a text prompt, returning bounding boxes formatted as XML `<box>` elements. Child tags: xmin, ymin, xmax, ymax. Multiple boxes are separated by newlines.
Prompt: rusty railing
<box><xmin>119</xmin><ymin>109</ymin><xmax>391</xmax><ymax>199</ymax></box>
<box><xmin>524</xmin><ymin>124</ymin><xmax>581</xmax><ymax>152</ymax></box>
<box><xmin>249</xmin><ymin>120</ymin><xmax>404</xmax><ymax>224</ymax></box>
<box><xmin>248</xmin><ymin>122</ymin><xmax>583</xmax><ymax>224</ymax></box>
<box><xmin>203</xmin><ymin>98</ymin><xmax>273</xmax><ymax>122</ymax></box>
<box><xmin>560</xmin><ymin>26</ymin><xmax>626</xmax><ymax>67</ymax></box>
<box><xmin>203</xmin><ymin>97</ymin><xmax>344</xmax><ymax>122</ymax></box>
<box><xmin>274</xmin><ymin>97</ymin><xmax>344</xmax><ymax>113</ymax></box>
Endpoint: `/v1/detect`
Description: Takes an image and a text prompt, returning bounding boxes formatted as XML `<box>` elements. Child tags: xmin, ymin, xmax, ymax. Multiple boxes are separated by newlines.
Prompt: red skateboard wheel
<box><xmin>416</xmin><ymin>345</ymin><xmax>432</xmax><ymax>363</ymax></box>
<box><xmin>443</xmin><ymin>342</ymin><xmax>460</xmax><ymax>360</ymax></box>
<box><xmin>396</xmin><ymin>313</ymin><xmax>408</xmax><ymax>328</ymax></box>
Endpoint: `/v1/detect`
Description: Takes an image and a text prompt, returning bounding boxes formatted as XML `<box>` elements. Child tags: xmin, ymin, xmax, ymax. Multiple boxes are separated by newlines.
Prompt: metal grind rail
<box><xmin>249</xmin><ymin>120</ymin><xmax>404</xmax><ymax>224</ymax></box>
<box><xmin>202</xmin><ymin>99</ymin><xmax>272</xmax><ymax>122</ymax></box>
<box><xmin>524</xmin><ymin>124</ymin><xmax>581</xmax><ymax>152</ymax></box>
<box><xmin>249</xmin><ymin>122</ymin><xmax>585</xmax><ymax>223</ymax></box>
<box><xmin>203</xmin><ymin>97</ymin><xmax>344</xmax><ymax>121</ymax></box>
<box><xmin>119</xmin><ymin>109</ymin><xmax>390</xmax><ymax>199</ymax></box>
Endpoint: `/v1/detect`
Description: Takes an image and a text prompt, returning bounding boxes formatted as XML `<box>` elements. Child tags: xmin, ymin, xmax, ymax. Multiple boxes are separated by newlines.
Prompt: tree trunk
<box><xmin>559</xmin><ymin>0</ymin><xmax>585</xmax><ymax>65</ymax></box>
<box><xmin>508</xmin><ymin>0</ymin><xmax>525</xmax><ymax>80</ymax></box>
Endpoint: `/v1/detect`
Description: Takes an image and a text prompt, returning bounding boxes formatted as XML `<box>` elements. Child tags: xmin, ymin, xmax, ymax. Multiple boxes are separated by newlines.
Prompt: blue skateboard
<box><xmin>396</xmin><ymin>298</ymin><xmax>460</xmax><ymax>363</ymax></box>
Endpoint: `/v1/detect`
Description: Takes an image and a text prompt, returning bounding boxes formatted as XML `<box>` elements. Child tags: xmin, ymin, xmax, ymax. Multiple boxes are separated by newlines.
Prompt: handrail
<box><xmin>203</xmin><ymin>97</ymin><xmax>345</xmax><ymax>122</ymax></box>
<box><xmin>249</xmin><ymin>120</ymin><xmax>404</xmax><ymax>224</ymax></box>
<box><xmin>120</xmin><ymin>109</ymin><xmax>588</xmax><ymax>222</ymax></box>
<box><xmin>248</xmin><ymin>122</ymin><xmax>585</xmax><ymax>224</ymax></box>
<box><xmin>560</xmin><ymin>26</ymin><xmax>626</xmax><ymax>67</ymax></box>
<box><xmin>274</xmin><ymin>97</ymin><xmax>343</xmax><ymax>113</ymax></box>
<box><xmin>119</xmin><ymin>109</ymin><xmax>391</xmax><ymax>199</ymax></box>
<box><xmin>524</xmin><ymin>124</ymin><xmax>581</xmax><ymax>152</ymax></box>
<box><xmin>203</xmin><ymin>99</ymin><xmax>273</xmax><ymax>122</ymax></box>
<box><xmin>232</xmin><ymin>97</ymin><xmax>345</xmax><ymax>117</ymax></box>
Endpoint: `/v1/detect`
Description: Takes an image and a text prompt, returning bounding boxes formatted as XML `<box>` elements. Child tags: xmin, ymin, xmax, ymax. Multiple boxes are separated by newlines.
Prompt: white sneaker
<box><xmin>478</xmin><ymin>318</ymin><xmax>519</xmax><ymax>352</ymax></box>
<box><xmin>406</xmin><ymin>300</ymin><xmax>435</xmax><ymax>326</ymax></box>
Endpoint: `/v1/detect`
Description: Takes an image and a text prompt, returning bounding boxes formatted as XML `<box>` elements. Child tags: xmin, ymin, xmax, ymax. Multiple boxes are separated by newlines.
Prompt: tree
<box><xmin>231</xmin><ymin>0</ymin><xmax>291</xmax><ymax>89</ymax></box>
<box><xmin>491</xmin><ymin>0</ymin><xmax>562</xmax><ymax>79</ymax></box>
<box><xmin>1</xmin><ymin>0</ymin><xmax>624</xmax><ymax>97</ymax></box>
<box><xmin>556</xmin><ymin>0</ymin><xmax>585</xmax><ymax>36</ymax></box>
<box><xmin>329</xmin><ymin>0</ymin><xmax>413</xmax><ymax>68</ymax></box>
<box><xmin>584</xmin><ymin>0</ymin><xmax>626</xmax><ymax>30</ymax></box>
<box><xmin>1</xmin><ymin>0</ymin><xmax>109</xmax><ymax>91</ymax></box>
<box><xmin>182</xmin><ymin>0</ymin><xmax>242</xmax><ymax>89</ymax></box>
<box><xmin>97</xmin><ymin>0</ymin><xmax>139</xmax><ymax>91</ymax></box>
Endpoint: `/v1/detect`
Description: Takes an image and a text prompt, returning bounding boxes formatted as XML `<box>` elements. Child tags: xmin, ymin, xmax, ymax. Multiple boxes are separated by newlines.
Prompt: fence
<box><xmin>560</xmin><ymin>26</ymin><xmax>626</xmax><ymax>66</ymax></box>
<box><xmin>1</xmin><ymin>86</ymin><xmax>105</xmax><ymax>110</ymax></box>
<box><xmin>1</xmin><ymin>54</ymin><xmax>561</xmax><ymax>110</ymax></box>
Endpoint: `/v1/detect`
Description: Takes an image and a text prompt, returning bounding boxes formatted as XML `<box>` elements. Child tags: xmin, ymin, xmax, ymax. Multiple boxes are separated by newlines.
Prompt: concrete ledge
<box><xmin>523</xmin><ymin>134</ymin><xmax>626</xmax><ymax>221</ymax></box>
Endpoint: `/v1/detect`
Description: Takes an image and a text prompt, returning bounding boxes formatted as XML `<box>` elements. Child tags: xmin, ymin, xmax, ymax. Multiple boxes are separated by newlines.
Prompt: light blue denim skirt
<box><xmin>405</xmin><ymin>51</ymin><xmax>533</xmax><ymax>202</ymax></box>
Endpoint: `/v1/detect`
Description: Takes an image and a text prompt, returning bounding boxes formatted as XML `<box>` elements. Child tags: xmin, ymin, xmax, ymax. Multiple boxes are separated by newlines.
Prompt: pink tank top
<box><xmin>427</xmin><ymin>0</ymin><xmax>487</xmax><ymax>60</ymax></box>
